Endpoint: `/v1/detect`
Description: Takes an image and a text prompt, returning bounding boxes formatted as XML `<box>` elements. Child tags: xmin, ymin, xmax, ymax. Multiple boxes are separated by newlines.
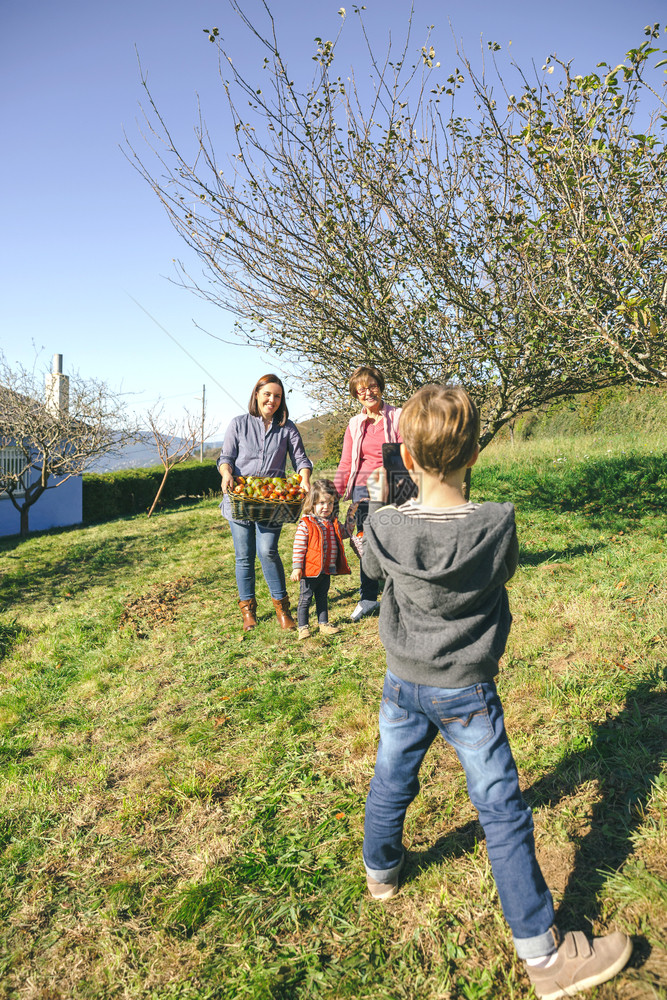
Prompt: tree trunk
<box><xmin>7</xmin><ymin>490</ymin><xmax>37</xmax><ymax>538</ymax></box>
<box><xmin>13</xmin><ymin>484</ymin><xmax>47</xmax><ymax>537</ymax></box>
<box><xmin>147</xmin><ymin>468</ymin><xmax>170</xmax><ymax>517</ymax></box>
<box><xmin>463</xmin><ymin>468</ymin><xmax>471</xmax><ymax>502</ymax></box>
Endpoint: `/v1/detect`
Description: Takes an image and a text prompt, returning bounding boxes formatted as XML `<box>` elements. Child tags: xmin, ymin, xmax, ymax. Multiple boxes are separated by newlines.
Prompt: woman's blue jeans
<box><xmin>228</xmin><ymin>518</ymin><xmax>286</xmax><ymax>601</ymax></box>
<box><xmin>351</xmin><ymin>485</ymin><xmax>379</xmax><ymax>602</ymax></box>
<box><xmin>363</xmin><ymin>671</ymin><xmax>556</xmax><ymax>959</ymax></box>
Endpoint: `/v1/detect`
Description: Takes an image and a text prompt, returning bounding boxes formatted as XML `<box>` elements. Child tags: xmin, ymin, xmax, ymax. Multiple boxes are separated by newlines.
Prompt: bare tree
<box><xmin>0</xmin><ymin>354</ymin><xmax>136</xmax><ymax>537</ymax></box>
<box><xmin>145</xmin><ymin>405</ymin><xmax>216</xmax><ymax>517</ymax></box>
<box><xmin>128</xmin><ymin>8</ymin><xmax>667</xmax><ymax>445</ymax></box>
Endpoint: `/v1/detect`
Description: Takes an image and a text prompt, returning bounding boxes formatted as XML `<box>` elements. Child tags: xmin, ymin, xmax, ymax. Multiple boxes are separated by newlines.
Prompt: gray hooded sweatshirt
<box><xmin>362</xmin><ymin>500</ymin><xmax>519</xmax><ymax>688</ymax></box>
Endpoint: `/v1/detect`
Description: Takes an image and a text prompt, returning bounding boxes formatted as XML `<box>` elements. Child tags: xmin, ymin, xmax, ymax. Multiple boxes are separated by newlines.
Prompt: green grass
<box><xmin>1</xmin><ymin>433</ymin><xmax>666</xmax><ymax>998</ymax></box>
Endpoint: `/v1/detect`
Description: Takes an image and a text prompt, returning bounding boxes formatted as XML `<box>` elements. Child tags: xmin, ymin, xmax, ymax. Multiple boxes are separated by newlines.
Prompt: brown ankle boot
<box><xmin>238</xmin><ymin>598</ymin><xmax>257</xmax><ymax>631</ymax></box>
<box><xmin>271</xmin><ymin>596</ymin><xmax>296</xmax><ymax>630</ymax></box>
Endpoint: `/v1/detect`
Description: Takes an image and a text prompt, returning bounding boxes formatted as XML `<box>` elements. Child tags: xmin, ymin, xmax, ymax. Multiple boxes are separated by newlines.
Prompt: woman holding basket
<box><xmin>218</xmin><ymin>374</ymin><xmax>312</xmax><ymax>632</ymax></box>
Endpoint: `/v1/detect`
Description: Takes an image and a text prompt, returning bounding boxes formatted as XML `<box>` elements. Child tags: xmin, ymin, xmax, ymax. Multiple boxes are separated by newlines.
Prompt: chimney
<box><xmin>45</xmin><ymin>353</ymin><xmax>70</xmax><ymax>415</ymax></box>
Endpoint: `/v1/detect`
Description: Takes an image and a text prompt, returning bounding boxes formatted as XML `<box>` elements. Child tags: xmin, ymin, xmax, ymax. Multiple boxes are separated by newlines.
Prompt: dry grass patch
<box><xmin>118</xmin><ymin>576</ymin><xmax>196</xmax><ymax>635</ymax></box>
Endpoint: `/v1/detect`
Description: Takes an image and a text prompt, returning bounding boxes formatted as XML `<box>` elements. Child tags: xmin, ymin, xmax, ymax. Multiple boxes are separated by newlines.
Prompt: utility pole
<box><xmin>200</xmin><ymin>384</ymin><xmax>205</xmax><ymax>462</ymax></box>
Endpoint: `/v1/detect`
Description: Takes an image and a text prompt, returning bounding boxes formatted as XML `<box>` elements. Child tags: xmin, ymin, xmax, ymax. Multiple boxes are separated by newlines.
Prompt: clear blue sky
<box><xmin>1</xmin><ymin>0</ymin><xmax>664</xmax><ymax>435</ymax></box>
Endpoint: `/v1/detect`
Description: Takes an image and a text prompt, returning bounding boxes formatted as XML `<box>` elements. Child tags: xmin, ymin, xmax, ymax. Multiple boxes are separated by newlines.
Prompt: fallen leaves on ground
<box><xmin>119</xmin><ymin>577</ymin><xmax>194</xmax><ymax>636</ymax></box>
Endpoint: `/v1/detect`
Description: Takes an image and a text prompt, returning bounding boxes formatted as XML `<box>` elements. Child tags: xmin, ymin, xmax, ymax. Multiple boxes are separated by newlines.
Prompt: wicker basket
<box><xmin>229</xmin><ymin>493</ymin><xmax>304</xmax><ymax>525</ymax></box>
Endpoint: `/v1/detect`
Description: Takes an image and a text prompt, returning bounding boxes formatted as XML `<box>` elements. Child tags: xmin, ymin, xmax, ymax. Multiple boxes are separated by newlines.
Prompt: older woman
<box><xmin>334</xmin><ymin>365</ymin><xmax>401</xmax><ymax>621</ymax></box>
<box><xmin>219</xmin><ymin>373</ymin><xmax>312</xmax><ymax>632</ymax></box>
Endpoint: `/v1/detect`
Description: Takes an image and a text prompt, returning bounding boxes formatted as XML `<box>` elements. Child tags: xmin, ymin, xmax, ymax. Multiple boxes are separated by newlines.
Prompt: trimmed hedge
<box><xmin>83</xmin><ymin>461</ymin><xmax>221</xmax><ymax>524</ymax></box>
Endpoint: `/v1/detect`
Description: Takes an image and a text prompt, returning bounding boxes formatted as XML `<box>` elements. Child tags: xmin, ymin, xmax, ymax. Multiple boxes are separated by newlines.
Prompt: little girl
<box><xmin>290</xmin><ymin>479</ymin><xmax>352</xmax><ymax>640</ymax></box>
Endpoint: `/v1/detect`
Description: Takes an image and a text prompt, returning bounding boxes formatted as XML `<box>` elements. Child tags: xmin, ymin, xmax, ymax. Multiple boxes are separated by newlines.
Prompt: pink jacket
<box><xmin>334</xmin><ymin>403</ymin><xmax>402</xmax><ymax>500</ymax></box>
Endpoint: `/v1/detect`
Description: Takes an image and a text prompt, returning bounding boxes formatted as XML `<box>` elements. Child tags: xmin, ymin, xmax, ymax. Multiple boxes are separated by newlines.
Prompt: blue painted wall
<box><xmin>0</xmin><ymin>473</ymin><xmax>82</xmax><ymax>537</ymax></box>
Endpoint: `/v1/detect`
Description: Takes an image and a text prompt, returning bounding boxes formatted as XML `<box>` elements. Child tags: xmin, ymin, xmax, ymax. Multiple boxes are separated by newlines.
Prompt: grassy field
<box><xmin>1</xmin><ymin>433</ymin><xmax>666</xmax><ymax>999</ymax></box>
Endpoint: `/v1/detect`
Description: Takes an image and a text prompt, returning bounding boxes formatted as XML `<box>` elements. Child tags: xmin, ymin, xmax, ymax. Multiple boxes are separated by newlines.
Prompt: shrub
<box><xmin>83</xmin><ymin>461</ymin><xmax>220</xmax><ymax>523</ymax></box>
<box><xmin>517</xmin><ymin>385</ymin><xmax>667</xmax><ymax>439</ymax></box>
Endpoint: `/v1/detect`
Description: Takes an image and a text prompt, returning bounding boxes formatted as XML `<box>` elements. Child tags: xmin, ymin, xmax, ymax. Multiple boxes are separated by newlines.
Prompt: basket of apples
<box><xmin>229</xmin><ymin>474</ymin><xmax>307</xmax><ymax>524</ymax></box>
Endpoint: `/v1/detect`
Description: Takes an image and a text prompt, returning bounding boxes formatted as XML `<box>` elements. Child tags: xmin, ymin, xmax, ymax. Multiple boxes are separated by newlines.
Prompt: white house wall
<box><xmin>0</xmin><ymin>474</ymin><xmax>82</xmax><ymax>537</ymax></box>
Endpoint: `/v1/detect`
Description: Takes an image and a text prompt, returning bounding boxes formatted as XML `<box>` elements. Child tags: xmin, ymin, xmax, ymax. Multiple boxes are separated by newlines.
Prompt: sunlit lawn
<box><xmin>1</xmin><ymin>432</ymin><xmax>666</xmax><ymax>998</ymax></box>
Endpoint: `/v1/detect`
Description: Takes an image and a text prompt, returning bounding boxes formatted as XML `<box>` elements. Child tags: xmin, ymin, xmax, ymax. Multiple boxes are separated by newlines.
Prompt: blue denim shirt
<box><xmin>217</xmin><ymin>413</ymin><xmax>312</xmax><ymax>521</ymax></box>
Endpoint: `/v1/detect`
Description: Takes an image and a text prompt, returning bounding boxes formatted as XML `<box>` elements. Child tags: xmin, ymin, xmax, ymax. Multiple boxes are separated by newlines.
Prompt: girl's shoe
<box><xmin>298</xmin><ymin>626</ymin><xmax>311</xmax><ymax>640</ymax></box>
<box><xmin>319</xmin><ymin>623</ymin><xmax>341</xmax><ymax>635</ymax></box>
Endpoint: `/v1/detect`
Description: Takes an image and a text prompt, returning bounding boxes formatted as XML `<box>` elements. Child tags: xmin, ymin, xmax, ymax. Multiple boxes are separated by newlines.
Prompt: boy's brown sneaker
<box><xmin>526</xmin><ymin>929</ymin><xmax>632</xmax><ymax>999</ymax></box>
<box><xmin>319</xmin><ymin>623</ymin><xmax>341</xmax><ymax>636</ymax></box>
<box><xmin>366</xmin><ymin>857</ymin><xmax>404</xmax><ymax>900</ymax></box>
<box><xmin>298</xmin><ymin>626</ymin><xmax>311</xmax><ymax>640</ymax></box>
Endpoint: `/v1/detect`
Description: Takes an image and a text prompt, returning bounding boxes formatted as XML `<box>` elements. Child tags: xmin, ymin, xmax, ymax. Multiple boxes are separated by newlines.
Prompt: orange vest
<box><xmin>303</xmin><ymin>516</ymin><xmax>351</xmax><ymax>578</ymax></box>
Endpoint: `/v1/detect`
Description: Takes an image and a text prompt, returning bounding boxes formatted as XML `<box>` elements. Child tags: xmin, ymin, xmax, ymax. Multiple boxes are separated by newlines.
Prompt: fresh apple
<box><xmin>233</xmin><ymin>473</ymin><xmax>305</xmax><ymax>504</ymax></box>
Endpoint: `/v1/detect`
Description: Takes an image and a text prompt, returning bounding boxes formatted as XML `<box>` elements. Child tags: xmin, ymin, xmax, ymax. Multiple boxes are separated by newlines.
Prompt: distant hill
<box><xmin>88</xmin><ymin>436</ymin><xmax>224</xmax><ymax>473</ymax></box>
<box><xmin>499</xmin><ymin>383</ymin><xmax>667</xmax><ymax>442</ymax></box>
<box><xmin>88</xmin><ymin>414</ymin><xmax>342</xmax><ymax>474</ymax></box>
<box><xmin>299</xmin><ymin>385</ymin><xmax>667</xmax><ymax>459</ymax></box>
<box><xmin>85</xmin><ymin>384</ymin><xmax>667</xmax><ymax>475</ymax></box>
<box><xmin>295</xmin><ymin>412</ymin><xmax>347</xmax><ymax>466</ymax></box>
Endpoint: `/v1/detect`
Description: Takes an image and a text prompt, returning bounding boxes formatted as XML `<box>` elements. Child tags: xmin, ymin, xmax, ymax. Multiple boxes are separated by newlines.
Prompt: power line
<box><xmin>126</xmin><ymin>294</ymin><xmax>245</xmax><ymax>411</ymax></box>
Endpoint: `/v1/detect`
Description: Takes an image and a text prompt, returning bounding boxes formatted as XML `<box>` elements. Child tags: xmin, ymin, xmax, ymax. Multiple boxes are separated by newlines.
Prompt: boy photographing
<box><xmin>361</xmin><ymin>385</ymin><xmax>632</xmax><ymax>999</ymax></box>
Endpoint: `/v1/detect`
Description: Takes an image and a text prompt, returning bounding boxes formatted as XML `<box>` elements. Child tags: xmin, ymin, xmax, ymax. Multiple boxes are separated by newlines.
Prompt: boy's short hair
<box><xmin>399</xmin><ymin>385</ymin><xmax>479</xmax><ymax>480</ymax></box>
<box><xmin>348</xmin><ymin>365</ymin><xmax>385</xmax><ymax>399</ymax></box>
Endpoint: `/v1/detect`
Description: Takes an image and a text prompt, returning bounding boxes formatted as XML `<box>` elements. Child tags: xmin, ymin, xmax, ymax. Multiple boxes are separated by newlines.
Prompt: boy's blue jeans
<box><xmin>228</xmin><ymin>518</ymin><xmax>287</xmax><ymax>600</ymax></box>
<box><xmin>363</xmin><ymin>670</ymin><xmax>556</xmax><ymax>959</ymax></box>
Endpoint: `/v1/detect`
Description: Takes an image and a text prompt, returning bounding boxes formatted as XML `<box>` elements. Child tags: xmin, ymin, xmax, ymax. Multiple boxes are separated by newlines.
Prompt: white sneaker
<box><xmin>350</xmin><ymin>600</ymin><xmax>380</xmax><ymax>622</ymax></box>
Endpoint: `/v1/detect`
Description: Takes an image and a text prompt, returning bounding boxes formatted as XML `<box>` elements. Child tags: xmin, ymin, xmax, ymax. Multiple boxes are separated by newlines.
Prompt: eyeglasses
<box><xmin>357</xmin><ymin>384</ymin><xmax>379</xmax><ymax>396</ymax></box>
